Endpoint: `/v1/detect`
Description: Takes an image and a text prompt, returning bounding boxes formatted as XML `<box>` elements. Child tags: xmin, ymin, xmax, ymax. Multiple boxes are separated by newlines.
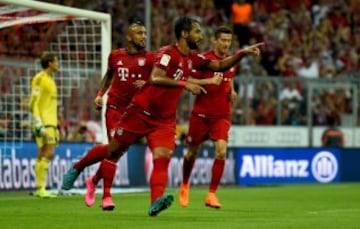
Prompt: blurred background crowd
<box><xmin>1</xmin><ymin>0</ymin><xmax>359</xmax><ymax>143</ymax></box>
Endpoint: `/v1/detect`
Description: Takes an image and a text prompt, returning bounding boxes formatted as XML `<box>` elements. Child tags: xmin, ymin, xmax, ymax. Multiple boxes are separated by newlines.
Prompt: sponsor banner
<box><xmin>229</xmin><ymin>126</ymin><xmax>308</xmax><ymax>147</ymax></box>
<box><xmin>236</xmin><ymin>148</ymin><xmax>340</xmax><ymax>185</ymax></box>
<box><xmin>144</xmin><ymin>145</ymin><xmax>236</xmax><ymax>187</ymax></box>
<box><xmin>0</xmin><ymin>142</ymin><xmax>236</xmax><ymax>190</ymax></box>
<box><xmin>340</xmin><ymin>149</ymin><xmax>360</xmax><ymax>181</ymax></box>
<box><xmin>0</xmin><ymin>142</ymin><xmax>131</xmax><ymax>190</ymax></box>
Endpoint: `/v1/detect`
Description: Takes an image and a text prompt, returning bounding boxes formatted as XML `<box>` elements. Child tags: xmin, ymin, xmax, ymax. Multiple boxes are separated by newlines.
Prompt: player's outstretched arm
<box><xmin>188</xmin><ymin>75</ymin><xmax>222</xmax><ymax>86</ymax></box>
<box><xmin>206</xmin><ymin>42</ymin><xmax>264</xmax><ymax>72</ymax></box>
<box><xmin>150</xmin><ymin>67</ymin><xmax>206</xmax><ymax>94</ymax></box>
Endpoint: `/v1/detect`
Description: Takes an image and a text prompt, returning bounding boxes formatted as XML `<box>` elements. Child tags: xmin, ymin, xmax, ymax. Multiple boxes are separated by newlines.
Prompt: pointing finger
<box><xmin>200</xmin><ymin>86</ymin><xmax>207</xmax><ymax>94</ymax></box>
<box><xmin>247</xmin><ymin>42</ymin><xmax>265</xmax><ymax>49</ymax></box>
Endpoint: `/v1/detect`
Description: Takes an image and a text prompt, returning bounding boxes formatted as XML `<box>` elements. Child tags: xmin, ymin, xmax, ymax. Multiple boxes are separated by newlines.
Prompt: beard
<box><xmin>130</xmin><ymin>40</ymin><xmax>146</xmax><ymax>51</ymax></box>
<box><xmin>186</xmin><ymin>37</ymin><xmax>199</xmax><ymax>50</ymax></box>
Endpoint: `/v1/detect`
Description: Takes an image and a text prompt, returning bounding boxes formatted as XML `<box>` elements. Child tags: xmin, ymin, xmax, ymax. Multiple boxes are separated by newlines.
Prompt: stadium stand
<box><xmin>1</xmin><ymin>0</ymin><xmax>359</xmax><ymax>142</ymax></box>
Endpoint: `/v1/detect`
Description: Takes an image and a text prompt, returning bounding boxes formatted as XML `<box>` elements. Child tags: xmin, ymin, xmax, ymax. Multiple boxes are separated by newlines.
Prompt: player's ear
<box><xmin>181</xmin><ymin>30</ymin><xmax>189</xmax><ymax>39</ymax></box>
<box><xmin>125</xmin><ymin>33</ymin><xmax>132</xmax><ymax>42</ymax></box>
<box><xmin>125</xmin><ymin>26</ymin><xmax>133</xmax><ymax>42</ymax></box>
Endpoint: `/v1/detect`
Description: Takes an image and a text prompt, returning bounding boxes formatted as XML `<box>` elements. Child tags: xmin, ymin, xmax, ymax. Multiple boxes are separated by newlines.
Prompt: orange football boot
<box><xmin>204</xmin><ymin>192</ymin><xmax>221</xmax><ymax>209</ymax></box>
<box><xmin>179</xmin><ymin>182</ymin><xmax>190</xmax><ymax>207</ymax></box>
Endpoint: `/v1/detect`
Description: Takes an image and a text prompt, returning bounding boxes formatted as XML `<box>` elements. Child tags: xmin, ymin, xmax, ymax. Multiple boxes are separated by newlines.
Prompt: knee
<box><xmin>45</xmin><ymin>153</ymin><xmax>55</xmax><ymax>160</ymax></box>
<box><xmin>107</xmin><ymin>140</ymin><xmax>128</xmax><ymax>158</ymax></box>
<box><xmin>215</xmin><ymin>146</ymin><xmax>227</xmax><ymax>160</ymax></box>
<box><xmin>43</xmin><ymin>146</ymin><xmax>56</xmax><ymax>159</ymax></box>
<box><xmin>153</xmin><ymin>147</ymin><xmax>173</xmax><ymax>158</ymax></box>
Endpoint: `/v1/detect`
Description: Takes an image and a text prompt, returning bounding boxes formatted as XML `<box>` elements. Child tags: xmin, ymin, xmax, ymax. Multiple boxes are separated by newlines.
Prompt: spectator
<box><xmin>13</xmin><ymin>96</ymin><xmax>32</xmax><ymax>140</ymax></box>
<box><xmin>0</xmin><ymin>113</ymin><xmax>13</xmax><ymax>139</ymax></box>
<box><xmin>255</xmin><ymin>96</ymin><xmax>276</xmax><ymax>125</ymax></box>
<box><xmin>322</xmin><ymin>118</ymin><xmax>345</xmax><ymax>147</ymax></box>
<box><xmin>238</xmin><ymin>64</ymin><xmax>255</xmax><ymax>101</ymax></box>
<box><xmin>231</xmin><ymin>0</ymin><xmax>253</xmax><ymax>47</ymax></box>
<box><xmin>297</xmin><ymin>53</ymin><xmax>320</xmax><ymax>79</ymax></box>
<box><xmin>67</xmin><ymin>121</ymin><xmax>94</xmax><ymax>143</ymax></box>
<box><xmin>279</xmin><ymin>81</ymin><xmax>302</xmax><ymax>108</ymax></box>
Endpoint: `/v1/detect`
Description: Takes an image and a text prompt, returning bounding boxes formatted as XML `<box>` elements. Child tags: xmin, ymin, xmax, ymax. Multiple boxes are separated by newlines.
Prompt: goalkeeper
<box><xmin>30</xmin><ymin>52</ymin><xmax>59</xmax><ymax>198</ymax></box>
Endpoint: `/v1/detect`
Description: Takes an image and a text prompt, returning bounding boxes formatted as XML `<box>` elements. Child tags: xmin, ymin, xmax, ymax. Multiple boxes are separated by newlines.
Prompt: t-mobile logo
<box><xmin>117</xmin><ymin>67</ymin><xmax>129</xmax><ymax>81</ymax></box>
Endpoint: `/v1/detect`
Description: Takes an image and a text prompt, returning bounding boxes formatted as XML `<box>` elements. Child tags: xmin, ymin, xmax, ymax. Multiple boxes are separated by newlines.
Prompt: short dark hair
<box><xmin>214</xmin><ymin>26</ymin><xmax>233</xmax><ymax>39</ymax></box>
<box><xmin>40</xmin><ymin>52</ymin><xmax>56</xmax><ymax>69</ymax></box>
<box><xmin>129</xmin><ymin>20</ymin><xmax>145</xmax><ymax>28</ymax></box>
<box><xmin>174</xmin><ymin>16</ymin><xmax>200</xmax><ymax>40</ymax></box>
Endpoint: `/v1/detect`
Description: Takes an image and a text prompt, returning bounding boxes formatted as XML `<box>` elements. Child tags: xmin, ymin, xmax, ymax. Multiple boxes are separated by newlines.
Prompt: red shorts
<box><xmin>113</xmin><ymin>104</ymin><xmax>176</xmax><ymax>151</ymax></box>
<box><xmin>105</xmin><ymin>104</ymin><xmax>126</xmax><ymax>140</ymax></box>
<box><xmin>186</xmin><ymin>113</ymin><xmax>231</xmax><ymax>146</ymax></box>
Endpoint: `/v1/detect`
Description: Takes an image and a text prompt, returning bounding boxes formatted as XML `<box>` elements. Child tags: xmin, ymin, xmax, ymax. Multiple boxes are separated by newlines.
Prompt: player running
<box><xmin>179</xmin><ymin>26</ymin><xmax>240</xmax><ymax>209</ymax></box>
<box><xmin>86</xmin><ymin>21</ymin><xmax>155</xmax><ymax>210</ymax></box>
<box><xmin>62</xmin><ymin>16</ymin><xmax>262</xmax><ymax>216</ymax></box>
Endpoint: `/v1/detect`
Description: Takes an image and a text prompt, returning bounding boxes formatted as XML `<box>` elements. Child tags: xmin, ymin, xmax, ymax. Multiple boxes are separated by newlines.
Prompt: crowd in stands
<box><xmin>1</xmin><ymin>0</ymin><xmax>360</xmax><ymax>143</ymax></box>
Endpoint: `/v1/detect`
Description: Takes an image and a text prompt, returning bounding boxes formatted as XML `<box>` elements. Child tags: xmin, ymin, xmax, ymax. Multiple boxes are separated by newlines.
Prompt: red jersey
<box><xmin>106</xmin><ymin>48</ymin><xmax>155</xmax><ymax>109</ymax></box>
<box><xmin>191</xmin><ymin>50</ymin><xmax>237</xmax><ymax>116</ymax></box>
<box><xmin>132</xmin><ymin>44</ymin><xmax>210</xmax><ymax>119</ymax></box>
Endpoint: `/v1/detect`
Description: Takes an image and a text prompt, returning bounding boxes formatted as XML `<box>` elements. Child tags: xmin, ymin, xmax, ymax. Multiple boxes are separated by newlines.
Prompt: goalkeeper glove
<box><xmin>32</xmin><ymin>117</ymin><xmax>47</xmax><ymax>137</ymax></box>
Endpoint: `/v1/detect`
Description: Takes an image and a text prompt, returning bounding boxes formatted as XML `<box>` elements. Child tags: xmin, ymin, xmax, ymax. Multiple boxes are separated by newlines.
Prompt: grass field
<box><xmin>0</xmin><ymin>183</ymin><xmax>359</xmax><ymax>229</ymax></box>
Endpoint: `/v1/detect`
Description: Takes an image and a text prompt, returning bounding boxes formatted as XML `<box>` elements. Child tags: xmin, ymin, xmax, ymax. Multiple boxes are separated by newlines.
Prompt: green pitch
<box><xmin>0</xmin><ymin>183</ymin><xmax>359</xmax><ymax>229</ymax></box>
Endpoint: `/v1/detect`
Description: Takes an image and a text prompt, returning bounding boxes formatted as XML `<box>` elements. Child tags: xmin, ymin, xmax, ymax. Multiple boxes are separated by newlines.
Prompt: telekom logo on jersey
<box><xmin>117</xmin><ymin>67</ymin><xmax>143</xmax><ymax>81</ymax></box>
<box><xmin>117</xmin><ymin>67</ymin><xmax>129</xmax><ymax>81</ymax></box>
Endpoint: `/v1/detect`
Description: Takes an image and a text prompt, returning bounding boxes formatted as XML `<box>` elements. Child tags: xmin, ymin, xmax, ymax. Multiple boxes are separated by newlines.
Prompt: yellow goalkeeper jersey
<box><xmin>30</xmin><ymin>70</ymin><xmax>58</xmax><ymax>126</ymax></box>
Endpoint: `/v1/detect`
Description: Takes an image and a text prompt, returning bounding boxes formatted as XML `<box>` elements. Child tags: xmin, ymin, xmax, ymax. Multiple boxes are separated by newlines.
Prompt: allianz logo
<box><xmin>239</xmin><ymin>151</ymin><xmax>338</xmax><ymax>183</ymax></box>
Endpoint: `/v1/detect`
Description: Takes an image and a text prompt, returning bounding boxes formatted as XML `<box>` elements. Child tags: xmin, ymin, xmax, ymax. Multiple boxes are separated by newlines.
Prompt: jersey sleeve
<box><xmin>192</xmin><ymin>52</ymin><xmax>211</xmax><ymax>70</ymax></box>
<box><xmin>29</xmin><ymin>76</ymin><xmax>42</xmax><ymax>120</ymax></box>
<box><xmin>154</xmin><ymin>46</ymin><xmax>174</xmax><ymax>72</ymax></box>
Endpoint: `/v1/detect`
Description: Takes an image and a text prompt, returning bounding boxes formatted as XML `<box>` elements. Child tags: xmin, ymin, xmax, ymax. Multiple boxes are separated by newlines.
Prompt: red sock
<box><xmin>92</xmin><ymin>164</ymin><xmax>102</xmax><ymax>185</ymax></box>
<box><xmin>92</xmin><ymin>153</ymin><xmax>124</xmax><ymax>185</ymax></box>
<box><xmin>149</xmin><ymin>157</ymin><xmax>170</xmax><ymax>203</ymax></box>
<box><xmin>74</xmin><ymin>144</ymin><xmax>108</xmax><ymax>171</ymax></box>
<box><xmin>182</xmin><ymin>157</ymin><xmax>195</xmax><ymax>185</ymax></box>
<box><xmin>209</xmin><ymin>159</ymin><xmax>225</xmax><ymax>193</ymax></box>
<box><xmin>101</xmin><ymin>159</ymin><xmax>117</xmax><ymax>199</ymax></box>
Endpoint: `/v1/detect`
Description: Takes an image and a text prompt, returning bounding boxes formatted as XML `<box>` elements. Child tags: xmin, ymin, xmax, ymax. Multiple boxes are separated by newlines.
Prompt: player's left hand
<box><xmin>208</xmin><ymin>75</ymin><xmax>223</xmax><ymax>85</ymax></box>
<box><xmin>241</xmin><ymin>42</ymin><xmax>264</xmax><ymax>56</ymax></box>
<box><xmin>33</xmin><ymin>125</ymin><xmax>47</xmax><ymax>138</ymax></box>
<box><xmin>32</xmin><ymin>117</ymin><xmax>47</xmax><ymax>137</ymax></box>
<box><xmin>133</xmin><ymin>80</ymin><xmax>146</xmax><ymax>89</ymax></box>
<box><xmin>185</xmin><ymin>82</ymin><xmax>207</xmax><ymax>95</ymax></box>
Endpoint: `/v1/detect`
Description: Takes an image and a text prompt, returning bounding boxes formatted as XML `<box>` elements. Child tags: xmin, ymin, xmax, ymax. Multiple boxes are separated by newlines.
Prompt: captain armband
<box><xmin>177</xmin><ymin>80</ymin><xmax>187</xmax><ymax>87</ymax></box>
<box><xmin>97</xmin><ymin>90</ymin><xmax>104</xmax><ymax>97</ymax></box>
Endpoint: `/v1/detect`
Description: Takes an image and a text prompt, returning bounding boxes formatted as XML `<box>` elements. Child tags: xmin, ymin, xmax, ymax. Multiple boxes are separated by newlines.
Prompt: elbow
<box><xmin>149</xmin><ymin>77</ymin><xmax>158</xmax><ymax>85</ymax></box>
